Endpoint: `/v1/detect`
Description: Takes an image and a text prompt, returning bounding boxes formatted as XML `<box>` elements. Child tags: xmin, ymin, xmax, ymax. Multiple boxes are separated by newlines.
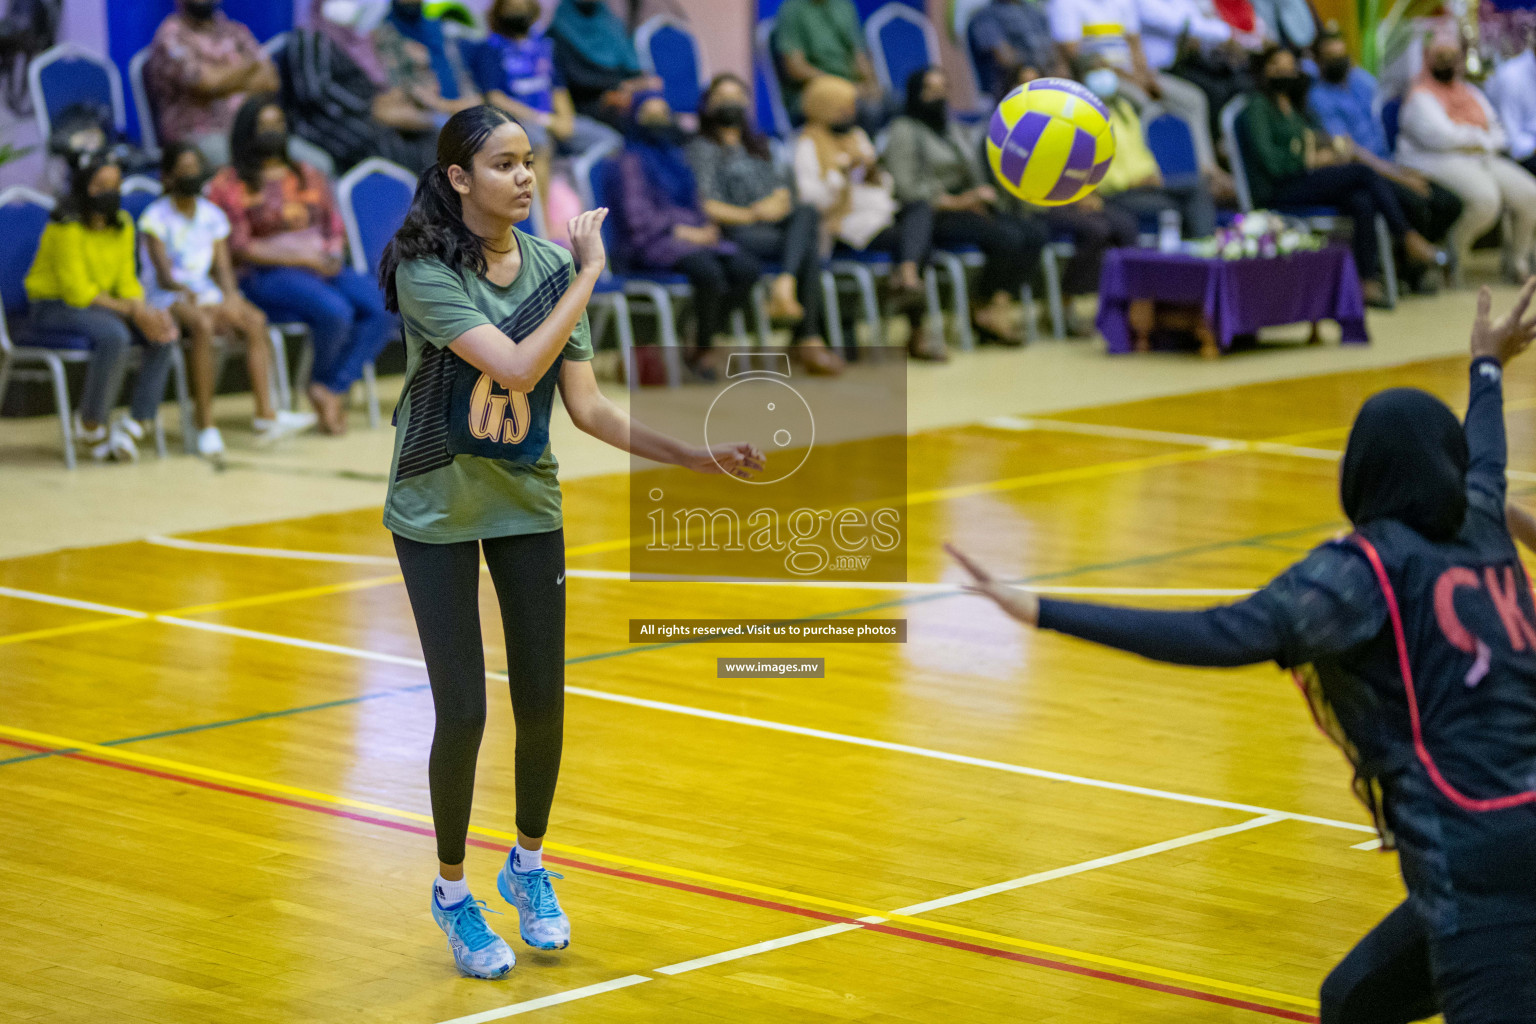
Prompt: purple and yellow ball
<box><xmin>986</xmin><ymin>78</ymin><xmax>1117</xmax><ymax>207</ymax></box>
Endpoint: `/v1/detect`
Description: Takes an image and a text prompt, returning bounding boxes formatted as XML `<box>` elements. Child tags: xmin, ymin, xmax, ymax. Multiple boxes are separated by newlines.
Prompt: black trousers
<box><xmin>1106</xmin><ymin>181</ymin><xmax>1219</xmax><ymax>239</ymax></box>
<box><xmin>1393</xmin><ymin>179</ymin><xmax>1463</xmax><ymax>245</ymax></box>
<box><xmin>1040</xmin><ymin>203</ymin><xmax>1139</xmax><ymax>296</ymax></box>
<box><xmin>1321</xmin><ymin>901</ymin><xmax>1536</xmax><ymax>1024</ymax></box>
<box><xmin>1269</xmin><ymin>164</ymin><xmax>1410</xmax><ymax>279</ymax></box>
<box><xmin>393</xmin><ymin>529</ymin><xmax>566</xmax><ymax>865</ymax></box>
<box><xmin>672</xmin><ymin>248</ymin><xmax>761</xmax><ymax>348</ymax></box>
<box><xmin>727</xmin><ymin>204</ymin><xmax>824</xmax><ymax>341</ymax></box>
<box><xmin>931</xmin><ymin>208</ymin><xmax>1048</xmax><ymax>301</ymax></box>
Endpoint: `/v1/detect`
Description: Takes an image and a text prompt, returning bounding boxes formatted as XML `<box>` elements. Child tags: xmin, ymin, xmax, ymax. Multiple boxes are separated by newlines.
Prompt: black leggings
<box><xmin>672</xmin><ymin>248</ymin><xmax>761</xmax><ymax>348</ymax></box>
<box><xmin>1321</xmin><ymin>901</ymin><xmax>1536</xmax><ymax>1024</ymax></box>
<box><xmin>1270</xmin><ymin>164</ymin><xmax>1410</xmax><ymax>279</ymax></box>
<box><xmin>393</xmin><ymin>529</ymin><xmax>566</xmax><ymax>866</ymax></box>
<box><xmin>1040</xmin><ymin>203</ymin><xmax>1139</xmax><ymax>296</ymax></box>
<box><xmin>728</xmin><ymin>204</ymin><xmax>824</xmax><ymax>341</ymax></box>
<box><xmin>931</xmin><ymin>208</ymin><xmax>1047</xmax><ymax>301</ymax></box>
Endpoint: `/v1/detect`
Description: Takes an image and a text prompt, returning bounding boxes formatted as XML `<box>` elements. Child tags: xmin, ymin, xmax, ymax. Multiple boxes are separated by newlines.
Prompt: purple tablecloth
<box><xmin>1095</xmin><ymin>245</ymin><xmax>1370</xmax><ymax>354</ymax></box>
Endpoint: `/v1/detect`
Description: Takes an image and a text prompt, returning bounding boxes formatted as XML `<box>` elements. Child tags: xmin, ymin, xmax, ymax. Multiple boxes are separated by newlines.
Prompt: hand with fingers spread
<box><xmin>1471</xmin><ymin>277</ymin><xmax>1536</xmax><ymax>365</ymax></box>
<box><xmin>567</xmin><ymin>208</ymin><xmax>609</xmax><ymax>277</ymax></box>
<box><xmin>683</xmin><ymin>441</ymin><xmax>767</xmax><ymax>479</ymax></box>
<box><xmin>945</xmin><ymin>543</ymin><xmax>1040</xmax><ymax>626</ymax></box>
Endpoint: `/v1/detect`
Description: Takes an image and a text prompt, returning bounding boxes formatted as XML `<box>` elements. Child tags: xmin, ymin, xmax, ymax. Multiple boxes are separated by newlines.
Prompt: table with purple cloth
<box><xmin>1095</xmin><ymin>245</ymin><xmax>1370</xmax><ymax>356</ymax></box>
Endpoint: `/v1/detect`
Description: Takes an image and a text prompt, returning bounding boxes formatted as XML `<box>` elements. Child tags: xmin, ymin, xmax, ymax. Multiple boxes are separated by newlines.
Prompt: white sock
<box><xmin>512</xmin><ymin>843</ymin><xmax>542</xmax><ymax>873</ymax></box>
<box><xmin>434</xmin><ymin>874</ymin><xmax>470</xmax><ymax>907</ymax></box>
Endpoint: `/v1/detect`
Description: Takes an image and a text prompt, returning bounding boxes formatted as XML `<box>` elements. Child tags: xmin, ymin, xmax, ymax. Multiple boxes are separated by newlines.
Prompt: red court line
<box><xmin>1</xmin><ymin>737</ymin><xmax>1318</xmax><ymax>1022</ymax></box>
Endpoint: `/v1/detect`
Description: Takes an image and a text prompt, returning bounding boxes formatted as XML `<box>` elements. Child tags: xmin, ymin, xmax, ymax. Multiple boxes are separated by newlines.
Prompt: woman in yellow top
<box><xmin>24</xmin><ymin>153</ymin><xmax>180</xmax><ymax>462</ymax></box>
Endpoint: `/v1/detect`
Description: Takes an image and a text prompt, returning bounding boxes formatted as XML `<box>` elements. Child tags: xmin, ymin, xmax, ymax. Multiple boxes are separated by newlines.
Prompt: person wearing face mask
<box><xmin>952</xmin><ymin>283</ymin><xmax>1536</xmax><ymax>1024</ymax></box>
<box><xmin>144</xmin><ymin>0</ymin><xmax>280</xmax><ymax>166</ymax></box>
<box><xmin>1239</xmin><ymin>44</ymin><xmax>1442</xmax><ymax>305</ymax></box>
<box><xmin>885</xmin><ymin>67</ymin><xmax>1047</xmax><ymax>346</ymax></box>
<box><xmin>374</xmin><ymin>0</ymin><xmax>480</xmax><ymax>109</ymax></box>
<box><xmin>687</xmin><ymin>73</ymin><xmax>842</xmax><ymax>375</ymax></box>
<box><xmin>207</xmin><ymin>96</ymin><xmax>394</xmax><ymax>435</ymax></box>
<box><xmin>1307</xmin><ymin>31</ymin><xmax>1461</xmax><ymax>293</ymax></box>
<box><xmin>615</xmin><ymin>92</ymin><xmax>762</xmax><ymax>380</ymax></box>
<box><xmin>24</xmin><ymin>154</ymin><xmax>180</xmax><ymax>463</ymax></box>
<box><xmin>546</xmin><ymin>0</ymin><xmax>659</xmax><ymax>129</ymax></box>
<box><xmin>1397</xmin><ymin>32</ymin><xmax>1536</xmax><ymax>282</ymax></box>
<box><xmin>793</xmin><ymin>74</ymin><xmax>946</xmax><ymax>361</ymax></box>
<box><xmin>138</xmin><ymin>142</ymin><xmax>316</xmax><ymax>457</ymax></box>
<box><xmin>469</xmin><ymin>0</ymin><xmax>620</xmax><ymax>211</ymax></box>
<box><xmin>274</xmin><ymin>0</ymin><xmax>438</xmax><ymax>174</ymax></box>
<box><xmin>1085</xmin><ymin>61</ymin><xmax>1218</xmax><ymax>240</ymax></box>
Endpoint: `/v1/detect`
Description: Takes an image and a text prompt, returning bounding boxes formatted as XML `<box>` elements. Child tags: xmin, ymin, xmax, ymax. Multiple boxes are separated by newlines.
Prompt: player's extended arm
<box><xmin>1508</xmin><ymin>504</ymin><xmax>1536</xmax><ymax>551</ymax></box>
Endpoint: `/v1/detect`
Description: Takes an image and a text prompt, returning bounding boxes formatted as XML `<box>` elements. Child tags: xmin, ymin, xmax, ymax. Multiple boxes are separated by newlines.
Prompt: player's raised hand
<box><xmin>568</xmin><ymin>208</ymin><xmax>608</xmax><ymax>276</ymax></box>
<box><xmin>946</xmin><ymin>543</ymin><xmax>1040</xmax><ymax>626</ymax></box>
<box><xmin>1471</xmin><ymin>276</ymin><xmax>1536</xmax><ymax>365</ymax></box>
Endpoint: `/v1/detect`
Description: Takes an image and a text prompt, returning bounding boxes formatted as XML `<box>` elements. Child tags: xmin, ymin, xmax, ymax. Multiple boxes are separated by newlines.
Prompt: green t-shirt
<box><xmin>382</xmin><ymin>230</ymin><xmax>592</xmax><ymax>544</ymax></box>
<box><xmin>774</xmin><ymin>0</ymin><xmax>864</xmax><ymax>118</ymax></box>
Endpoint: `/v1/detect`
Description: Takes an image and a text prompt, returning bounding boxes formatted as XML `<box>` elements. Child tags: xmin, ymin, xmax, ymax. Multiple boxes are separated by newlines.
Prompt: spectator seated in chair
<box><xmin>545</xmin><ymin>0</ymin><xmax>659</xmax><ymax>130</ymax></box>
<box><xmin>773</xmin><ymin>0</ymin><xmax>895</xmax><ymax>136</ymax></box>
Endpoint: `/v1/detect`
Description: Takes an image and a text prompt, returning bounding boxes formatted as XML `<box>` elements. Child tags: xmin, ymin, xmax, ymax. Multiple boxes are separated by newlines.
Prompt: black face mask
<box><xmin>169</xmin><ymin>172</ymin><xmax>205</xmax><ymax>198</ymax></box>
<box><xmin>253</xmin><ymin>129</ymin><xmax>287</xmax><ymax>159</ymax></box>
<box><xmin>1320</xmin><ymin>57</ymin><xmax>1350</xmax><ymax>84</ymax></box>
<box><xmin>495</xmin><ymin>13</ymin><xmax>536</xmax><ymax>35</ymax></box>
<box><xmin>87</xmin><ymin>189</ymin><xmax>121</xmax><ymax>220</ymax></box>
<box><xmin>391</xmin><ymin>0</ymin><xmax>423</xmax><ymax>22</ymax></box>
<box><xmin>705</xmin><ymin>104</ymin><xmax>747</xmax><ymax>130</ymax></box>
<box><xmin>1432</xmin><ymin>64</ymin><xmax>1457</xmax><ymax>84</ymax></box>
<box><xmin>573</xmin><ymin>0</ymin><xmax>602</xmax><ymax>13</ymax></box>
<box><xmin>637</xmin><ymin>121</ymin><xmax>681</xmax><ymax>146</ymax></box>
<box><xmin>827</xmin><ymin>118</ymin><xmax>856</xmax><ymax>136</ymax></box>
<box><xmin>183</xmin><ymin>0</ymin><xmax>218</xmax><ymax>20</ymax></box>
<box><xmin>913</xmin><ymin>97</ymin><xmax>947</xmax><ymax>130</ymax></box>
<box><xmin>1341</xmin><ymin>388</ymin><xmax>1469</xmax><ymax>541</ymax></box>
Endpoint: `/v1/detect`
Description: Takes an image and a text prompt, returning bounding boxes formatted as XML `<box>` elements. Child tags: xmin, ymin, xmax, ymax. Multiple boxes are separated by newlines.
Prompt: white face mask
<box><xmin>1085</xmin><ymin>68</ymin><xmax>1119</xmax><ymax>100</ymax></box>
<box><xmin>321</xmin><ymin>0</ymin><xmax>386</xmax><ymax>30</ymax></box>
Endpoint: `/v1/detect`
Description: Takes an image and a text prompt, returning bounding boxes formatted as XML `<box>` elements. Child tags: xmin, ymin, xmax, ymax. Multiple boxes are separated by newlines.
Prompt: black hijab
<box><xmin>1340</xmin><ymin>388</ymin><xmax>1469</xmax><ymax>541</ymax></box>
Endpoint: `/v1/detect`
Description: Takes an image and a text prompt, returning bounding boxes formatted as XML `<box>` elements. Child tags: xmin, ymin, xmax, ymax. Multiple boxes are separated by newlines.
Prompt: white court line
<box><xmin>982</xmin><ymin>417</ymin><xmax>1346</xmax><ymax>463</ymax></box>
<box><xmin>433</xmin><ymin>817</ymin><xmax>1295</xmax><ymax>1021</ymax></box>
<box><xmin>653</xmin><ymin>923</ymin><xmax>863</xmax><ymax>975</ymax></box>
<box><xmin>0</xmin><ymin>585</ymin><xmax>149</xmax><ymax>619</ymax></box>
<box><xmin>1352</xmin><ymin>838</ymin><xmax>1384</xmax><ymax>851</ymax></box>
<box><xmin>887</xmin><ymin>814</ymin><xmax>1286</xmax><ymax>916</ymax></box>
<box><xmin>431</xmin><ymin>975</ymin><xmax>651</xmax><ymax>1024</ymax></box>
<box><xmin>5</xmin><ymin>586</ymin><xmax>1373</xmax><ymax>833</ymax></box>
<box><xmin>145</xmin><ymin>535</ymin><xmax>399</xmax><ymax>565</ymax></box>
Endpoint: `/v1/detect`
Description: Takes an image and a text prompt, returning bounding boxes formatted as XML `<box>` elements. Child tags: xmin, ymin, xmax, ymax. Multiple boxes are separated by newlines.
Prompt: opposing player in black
<box><xmin>951</xmin><ymin>281</ymin><xmax>1536</xmax><ymax>1023</ymax></box>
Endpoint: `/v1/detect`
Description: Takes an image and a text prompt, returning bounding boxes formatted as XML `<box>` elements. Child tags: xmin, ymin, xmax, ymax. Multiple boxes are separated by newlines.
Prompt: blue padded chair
<box><xmin>755</xmin><ymin>18</ymin><xmax>793</xmax><ymax>138</ymax></box>
<box><xmin>0</xmin><ymin>187</ymin><xmax>190</xmax><ymax>467</ymax></box>
<box><xmin>27</xmin><ymin>43</ymin><xmax>125</xmax><ymax>143</ymax></box>
<box><xmin>1145</xmin><ymin>111</ymin><xmax>1201</xmax><ymax>184</ymax></box>
<box><xmin>1380</xmin><ymin>96</ymin><xmax>1402</xmax><ymax>155</ymax></box>
<box><xmin>1222</xmin><ymin>94</ymin><xmax>1399</xmax><ymax>307</ymax></box>
<box><xmin>865</xmin><ymin>3</ymin><xmax>941</xmax><ymax>98</ymax></box>
<box><xmin>336</xmin><ymin>157</ymin><xmax>421</xmax><ymax>426</ymax></box>
<box><xmin>120</xmin><ymin>174</ymin><xmax>161</xmax><ymax>225</ymax></box>
<box><xmin>128</xmin><ymin>46</ymin><xmax>159</xmax><ymax>155</ymax></box>
<box><xmin>636</xmin><ymin>16</ymin><xmax>705</xmax><ymax>117</ymax></box>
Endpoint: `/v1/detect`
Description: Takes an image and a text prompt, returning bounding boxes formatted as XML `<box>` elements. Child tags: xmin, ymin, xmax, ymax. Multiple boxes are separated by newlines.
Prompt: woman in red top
<box><xmin>207</xmin><ymin>94</ymin><xmax>393</xmax><ymax>433</ymax></box>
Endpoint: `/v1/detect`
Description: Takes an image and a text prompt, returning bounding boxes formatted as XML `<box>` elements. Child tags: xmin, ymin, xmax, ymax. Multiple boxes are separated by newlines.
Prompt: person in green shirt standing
<box><xmin>773</xmin><ymin>0</ymin><xmax>893</xmax><ymax>134</ymax></box>
<box><xmin>1237</xmin><ymin>45</ymin><xmax>1441</xmax><ymax>306</ymax></box>
<box><xmin>378</xmin><ymin>104</ymin><xmax>765</xmax><ymax>981</ymax></box>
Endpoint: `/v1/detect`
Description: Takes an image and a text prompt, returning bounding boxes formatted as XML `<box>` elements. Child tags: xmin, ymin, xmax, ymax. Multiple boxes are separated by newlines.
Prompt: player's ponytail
<box><xmin>380</xmin><ymin>104</ymin><xmax>522</xmax><ymax>313</ymax></box>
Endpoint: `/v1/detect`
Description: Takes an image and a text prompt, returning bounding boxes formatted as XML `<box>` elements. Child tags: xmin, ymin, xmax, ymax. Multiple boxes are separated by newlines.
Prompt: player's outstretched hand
<box><xmin>686</xmin><ymin>441</ymin><xmax>766</xmax><ymax>479</ymax></box>
<box><xmin>1471</xmin><ymin>276</ymin><xmax>1536</xmax><ymax>365</ymax></box>
<box><xmin>568</xmin><ymin>208</ymin><xmax>608</xmax><ymax>276</ymax></box>
<box><xmin>945</xmin><ymin>543</ymin><xmax>1040</xmax><ymax>627</ymax></box>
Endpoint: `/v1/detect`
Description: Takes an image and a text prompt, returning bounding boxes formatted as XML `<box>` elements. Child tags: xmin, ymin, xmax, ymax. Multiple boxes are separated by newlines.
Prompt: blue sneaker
<box><xmin>430</xmin><ymin>888</ymin><xmax>515</xmax><ymax>979</ymax></box>
<box><xmin>497</xmin><ymin>857</ymin><xmax>571</xmax><ymax>950</ymax></box>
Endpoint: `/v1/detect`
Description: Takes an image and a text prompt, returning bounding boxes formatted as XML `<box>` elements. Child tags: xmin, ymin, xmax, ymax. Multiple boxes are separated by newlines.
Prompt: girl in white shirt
<box><xmin>139</xmin><ymin>142</ymin><xmax>315</xmax><ymax>455</ymax></box>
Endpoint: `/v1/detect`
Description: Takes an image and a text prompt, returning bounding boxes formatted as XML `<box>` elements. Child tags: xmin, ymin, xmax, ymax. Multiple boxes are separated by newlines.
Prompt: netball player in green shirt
<box><xmin>379</xmin><ymin>105</ymin><xmax>765</xmax><ymax>979</ymax></box>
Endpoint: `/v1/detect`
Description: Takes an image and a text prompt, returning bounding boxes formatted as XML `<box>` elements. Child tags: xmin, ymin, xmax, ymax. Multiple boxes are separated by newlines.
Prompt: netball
<box><xmin>986</xmin><ymin>77</ymin><xmax>1117</xmax><ymax>206</ymax></box>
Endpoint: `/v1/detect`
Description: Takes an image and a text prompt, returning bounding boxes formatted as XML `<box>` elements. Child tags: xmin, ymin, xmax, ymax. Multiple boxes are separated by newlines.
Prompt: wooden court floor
<box><xmin>3</xmin><ymin>354</ymin><xmax>1527</xmax><ymax>1024</ymax></box>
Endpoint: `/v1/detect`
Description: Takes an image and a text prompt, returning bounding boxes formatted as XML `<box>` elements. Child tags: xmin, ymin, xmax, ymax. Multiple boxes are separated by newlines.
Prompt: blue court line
<box><xmin>0</xmin><ymin>519</ymin><xmax>1340</xmax><ymax>769</ymax></box>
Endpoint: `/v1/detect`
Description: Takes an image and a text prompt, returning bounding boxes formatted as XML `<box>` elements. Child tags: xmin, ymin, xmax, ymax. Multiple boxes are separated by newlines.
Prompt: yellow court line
<box><xmin>0</xmin><ymin>721</ymin><xmax>1318</xmax><ymax>1010</ymax></box>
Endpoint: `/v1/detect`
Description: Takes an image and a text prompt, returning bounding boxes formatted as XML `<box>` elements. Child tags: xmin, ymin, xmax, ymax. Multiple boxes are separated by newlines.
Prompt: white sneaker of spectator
<box><xmin>74</xmin><ymin>413</ymin><xmax>138</xmax><ymax>463</ymax></box>
<box><xmin>253</xmin><ymin>409</ymin><xmax>318</xmax><ymax>445</ymax></box>
<box><xmin>197</xmin><ymin>426</ymin><xmax>226</xmax><ymax>458</ymax></box>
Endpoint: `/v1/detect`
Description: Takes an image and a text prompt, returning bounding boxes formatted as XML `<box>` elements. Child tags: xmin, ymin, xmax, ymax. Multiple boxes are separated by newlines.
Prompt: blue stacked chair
<box><xmin>636</xmin><ymin>16</ymin><xmax>705</xmax><ymax>117</ymax></box>
<box><xmin>27</xmin><ymin>43</ymin><xmax>125</xmax><ymax>142</ymax></box>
